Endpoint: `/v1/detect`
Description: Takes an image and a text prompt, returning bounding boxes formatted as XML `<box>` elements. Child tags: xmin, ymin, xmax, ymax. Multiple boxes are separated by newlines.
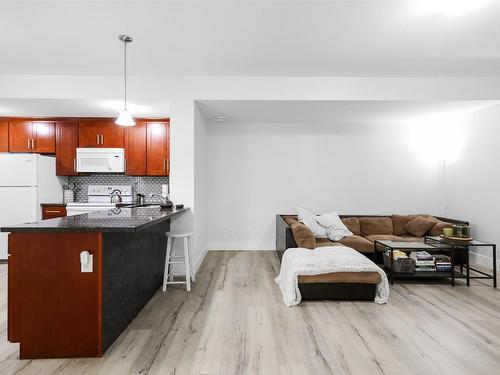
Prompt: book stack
<box><xmin>410</xmin><ymin>251</ymin><xmax>436</xmax><ymax>272</ymax></box>
<box><xmin>434</xmin><ymin>255</ymin><xmax>452</xmax><ymax>272</ymax></box>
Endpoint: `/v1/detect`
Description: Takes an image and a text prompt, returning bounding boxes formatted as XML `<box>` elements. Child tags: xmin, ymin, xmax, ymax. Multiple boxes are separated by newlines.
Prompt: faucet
<box><xmin>150</xmin><ymin>193</ymin><xmax>173</xmax><ymax>208</ymax></box>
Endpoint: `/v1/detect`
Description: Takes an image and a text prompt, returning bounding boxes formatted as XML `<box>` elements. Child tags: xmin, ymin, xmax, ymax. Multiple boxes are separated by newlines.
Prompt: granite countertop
<box><xmin>1</xmin><ymin>206</ymin><xmax>189</xmax><ymax>233</ymax></box>
<box><xmin>40</xmin><ymin>203</ymin><xmax>67</xmax><ymax>207</ymax></box>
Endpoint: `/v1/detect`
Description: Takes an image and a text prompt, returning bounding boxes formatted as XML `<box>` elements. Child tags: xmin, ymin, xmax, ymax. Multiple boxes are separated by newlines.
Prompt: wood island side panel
<box><xmin>8</xmin><ymin>232</ymin><xmax>103</xmax><ymax>359</ymax></box>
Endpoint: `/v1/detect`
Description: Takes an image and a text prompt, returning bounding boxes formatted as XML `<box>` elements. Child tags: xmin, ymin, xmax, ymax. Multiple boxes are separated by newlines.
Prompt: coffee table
<box><xmin>425</xmin><ymin>236</ymin><xmax>497</xmax><ymax>288</ymax></box>
<box><xmin>374</xmin><ymin>240</ymin><xmax>455</xmax><ymax>286</ymax></box>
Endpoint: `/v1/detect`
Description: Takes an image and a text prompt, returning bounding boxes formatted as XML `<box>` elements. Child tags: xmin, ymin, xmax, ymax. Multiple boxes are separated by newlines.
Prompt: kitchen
<box><xmin>0</xmin><ymin>117</ymin><xmax>191</xmax><ymax>359</ymax></box>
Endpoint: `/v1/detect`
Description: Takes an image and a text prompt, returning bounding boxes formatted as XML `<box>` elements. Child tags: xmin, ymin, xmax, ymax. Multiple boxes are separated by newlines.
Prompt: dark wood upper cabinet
<box><xmin>9</xmin><ymin>121</ymin><xmax>55</xmax><ymax>153</ymax></box>
<box><xmin>124</xmin><ymin>123</ymin><xmax>147</xmax><ymax>175</ymax></box>
<box><xmin>79</xmin><ymin>122</ymin><xmax>124</xmax><ymax>148</ymax></box>
<box><xmin>9</xmin><ymin>121</ymin><xmax>34</xmax><ymax>152</ymax></box>
<box><xmin>0</xmin><ymin>121</ymin><xmax>8</xmax><ymax>152</ymax></box>
<box><xmin>33</xmin><ymin>122</ymin><xmax>55</xmax><ymax>153</ymax></box>
<box><xmin>56</xmin><ymin>122</ymin><xmax>79</xmax><ymax>176</ymax></box>
<box><xmin>146</xmin><ymin>122</ymin><xmax>170</xmax><ymax>176</ymax></box>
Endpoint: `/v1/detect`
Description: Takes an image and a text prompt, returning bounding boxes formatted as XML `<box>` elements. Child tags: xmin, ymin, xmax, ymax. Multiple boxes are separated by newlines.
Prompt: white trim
<box><xmin>191</xmin><ymin>249</ymin><xmax>208</xmax><ymax>277</ymax></box>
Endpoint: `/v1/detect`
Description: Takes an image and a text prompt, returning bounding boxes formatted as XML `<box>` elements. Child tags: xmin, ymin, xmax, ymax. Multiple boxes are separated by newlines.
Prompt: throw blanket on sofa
<box><xmin>275</xmin><ymin>246</ymin><xmax>389</xmax><ymax>306</ymax></box>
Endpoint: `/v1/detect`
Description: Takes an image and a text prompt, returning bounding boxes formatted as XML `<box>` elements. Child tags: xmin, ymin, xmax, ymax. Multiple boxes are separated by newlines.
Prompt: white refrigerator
<box><xmin>0</xmin><ymin>154</ymin><xmax>67</xmax><ymax>259</ymax></box>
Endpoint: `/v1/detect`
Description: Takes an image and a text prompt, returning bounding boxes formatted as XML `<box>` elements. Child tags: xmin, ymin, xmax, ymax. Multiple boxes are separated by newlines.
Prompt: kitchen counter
<box><xmin>40</xmin><ymin>203</ymin><xmax>66</xmax><ymax>207</ymax></box>
<box><xmin>5</xmin><ymin>205</ymin><xmax>189</xmax><ymax>359</ymax></box>
<box><xmin>2</xmin><ymin>206</ymin><xmax>189</xmax><ymax>233</ymax></box>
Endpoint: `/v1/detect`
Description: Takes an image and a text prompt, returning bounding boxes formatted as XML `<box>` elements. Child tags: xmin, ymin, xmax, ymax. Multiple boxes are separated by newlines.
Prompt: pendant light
<box><xmin>116</xmin><ymin>34</ymin><xmax>135</xmax><ymax>126</ymax></box>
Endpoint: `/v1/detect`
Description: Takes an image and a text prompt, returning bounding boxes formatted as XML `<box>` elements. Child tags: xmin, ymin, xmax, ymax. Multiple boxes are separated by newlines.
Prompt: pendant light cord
<box><xmin>124</xmin><ymin>39</ymin><xmax>127</xmax><ymax>111</ymax></box>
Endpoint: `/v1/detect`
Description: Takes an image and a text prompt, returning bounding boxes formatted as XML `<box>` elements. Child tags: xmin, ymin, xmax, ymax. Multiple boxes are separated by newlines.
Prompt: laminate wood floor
<box><xmin>0</xmin><ymin>251</ymin><xmax>499</xmax><ymax>375</ymax></box>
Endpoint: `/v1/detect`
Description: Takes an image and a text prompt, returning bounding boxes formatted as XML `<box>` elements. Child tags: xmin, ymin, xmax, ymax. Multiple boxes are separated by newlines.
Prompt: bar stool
<box><xmin>163</xmin><ymin>230</ymin><xmax>195</xmax><ymax>292</ymax></box>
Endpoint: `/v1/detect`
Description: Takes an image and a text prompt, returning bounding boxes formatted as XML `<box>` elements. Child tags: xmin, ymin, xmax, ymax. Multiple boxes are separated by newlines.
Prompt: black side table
<box><xmin>425</xmin><ymin>236</ymin><xmax>497</xmax><ymax>288</ymax></box>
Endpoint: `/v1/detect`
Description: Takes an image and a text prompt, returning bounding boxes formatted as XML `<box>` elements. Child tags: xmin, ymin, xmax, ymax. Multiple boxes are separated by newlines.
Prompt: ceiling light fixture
<box><xmin>116</xmin><ymin>34</ymin><xmax>135</xmax><ymax>127</ymax></box>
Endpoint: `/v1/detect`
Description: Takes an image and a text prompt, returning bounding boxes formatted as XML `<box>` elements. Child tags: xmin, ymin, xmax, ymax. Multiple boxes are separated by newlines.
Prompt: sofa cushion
<box><xmin>290</xmin><ymin>222</ymin><xmax>316</xmax><ymax>249</ymax></box>
<box><xmin>316</xmin><ymin>212</ymin><xmax>353</xmax><ymax>241</ymax></box>
<box><xmin>298</xmin><ymin>272</ymin><xmax>381</xmax><ymax>284</ymax></box>
<box><xmin>359</xmin><ymin>217</ymin><xmax>394</xmax><ymax>236</ymax></box>
<box><xmin>315</xmin><ymin>238</ymin><xmax>342</xmax><ymax>248</ymax></box>
<box><xmin>391</xmin><ymin>215</ymin><xmax>415</xmax><ymax>235</ymax></box>
<box><xmin>297</xmin><ymin>207</ymin><xmax>327</xmax><ymax>238</ymax></box>
<box><xmin>404</xmin><ymin>216</ymin><xmax>437</xmax><ymax>237</ymax></box>
<box><xmin>337</xmin><ymin>235</ymin><xmax>374</xmax><ymax>253</ymax></box>
<box><xmin>341</xmin><ymin>217</ymin><xmax>361</xmax><ymax>236</ymax></box>
<box><xmin>284</xmin><ymin>216</ymin><xmax>298</xmax><ymax>226</ymax></box>
<box><xmin>429</xmin><ymin>220</ymin><xmax>454</xmax><ymax>236</ymax></box>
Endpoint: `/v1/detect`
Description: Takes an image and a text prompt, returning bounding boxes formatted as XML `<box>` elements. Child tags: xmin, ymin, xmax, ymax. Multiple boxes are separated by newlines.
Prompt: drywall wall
<box><xmin>193</xmin><ymin>103</ymin><xmax>209</xmax><ymax>272</ymax></box>
<box><xmin>207</xmin><ymin>121</ymin><xmax>441</xmax><ymax>250</ymax></box>
<box><xmin>446</xmin><ymin>104</ymin><xmax>500</xmax><ymax>268</ymax></box>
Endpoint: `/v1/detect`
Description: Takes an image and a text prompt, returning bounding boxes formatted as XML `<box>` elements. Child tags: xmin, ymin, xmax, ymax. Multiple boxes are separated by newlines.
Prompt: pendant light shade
<box><xmin>116</xmin><ymin>108</ymin><xmax>136</xmax><ymax>126</ymax></box>
<box><xmin>116</xmin><ymin>34</ymin><xmax>135</xmax><ymax>127</ymax></box>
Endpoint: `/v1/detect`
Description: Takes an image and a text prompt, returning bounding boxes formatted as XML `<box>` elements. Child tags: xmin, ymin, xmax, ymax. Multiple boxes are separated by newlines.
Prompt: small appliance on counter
<box><xmin>66</xmin><ymin>185</ymin><xmax>133</xmax><ymax>216</ymax></box>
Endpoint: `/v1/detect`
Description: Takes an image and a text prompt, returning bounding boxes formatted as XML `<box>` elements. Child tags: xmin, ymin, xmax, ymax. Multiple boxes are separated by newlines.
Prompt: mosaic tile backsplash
<box><xmin>68</xmin><ymin>174</ymin><xmax>169</xmax><ymax>204</ymax></box>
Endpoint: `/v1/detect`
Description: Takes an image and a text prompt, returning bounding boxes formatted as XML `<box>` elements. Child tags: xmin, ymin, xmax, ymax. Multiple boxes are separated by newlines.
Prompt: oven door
<box><xmin>76</xmin><ymin>148</ymin><xmax>125</xmax><ymax>173</ymax></box>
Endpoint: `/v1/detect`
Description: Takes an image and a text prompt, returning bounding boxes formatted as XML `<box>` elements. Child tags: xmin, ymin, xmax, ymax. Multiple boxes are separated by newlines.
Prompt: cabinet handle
<box><xmin>45</xmin><ymin>210</ymin><xmax>62</xmax><ymax>213</ymax></box>
<box><xmin>32</xmin><ymin>139</ymin><xmax>35</xmax><ymax>149</ymax></box>
<box><xmin>101</xmin><ymin>134</ymin><xmax>104</xmax><ymax>145</ymax></box>
<box><xmin>74</xmin><ymin>158</ymin><xmax>76</xmax><ymax>172</ymax></box>
<box><xmin>96</xmin><ymin>134</ymin><xmax>99</xmax><ymax>145</ymax></box>
<box><xmin>27</xmin><ymin>139</ymin><xmax>31</xmax><ymax>149</ymax></box>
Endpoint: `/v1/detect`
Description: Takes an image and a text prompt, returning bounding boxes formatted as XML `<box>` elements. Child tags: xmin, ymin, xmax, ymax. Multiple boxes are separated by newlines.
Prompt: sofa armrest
<box><xmin>276</xmin><ymin>215</ymin><xmax>297</xmax><ymax>262</ymax></box>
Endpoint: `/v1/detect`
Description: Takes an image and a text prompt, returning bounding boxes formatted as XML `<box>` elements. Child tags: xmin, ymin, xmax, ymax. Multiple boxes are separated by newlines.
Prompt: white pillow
<box><xmin>316</xmin><ymin>211</ymin><xmax>353</xmax><ymax>241</ymax></box>
<box><xmin>296</xmin><ymin>207</ymin><xmax>327</xmax><ymax>238</ymax></box>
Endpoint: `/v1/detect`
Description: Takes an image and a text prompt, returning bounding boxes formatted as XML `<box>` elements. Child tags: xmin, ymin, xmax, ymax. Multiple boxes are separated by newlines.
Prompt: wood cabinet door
<box><xmin>125</xmin><ymin>123</ymin><xmax>147</xmax><ymax>175</ymax></box>
<box><xmin>9</xmin><ymin>121</ymin><xmax>33</xmax><ymax>152</ymax></box>
<box><xmin>0</xmin><ymin>121</ymin><xmax>8</xmax><ymax>152</ymax></box>
<box><xmin>33</xmin><ymin>121</ymin><xmax>55</xmax><ymax>153</ymax></box>
<box><xmin>56</xmin><ymin>122</ymin><xmax>78</xmax><ymax>176</ymax></box>
<box><xmin>78</xmin><ymin>122</ymin><xmax>102</xmax><ymax>147</ymax></box>
<box><xmin>147</xmin><ymin>122</ymin><xmax>169</xmax><ymax>176</ymax></box>
<box><xmin>99</xmin><ymin>122</ymin><xmax>124</xmax><ymax>148</ymax></box>
<box><xmin>79</xmin><ymin>121</ymin><xmax>124</xmax><ymax>148</ymax></box>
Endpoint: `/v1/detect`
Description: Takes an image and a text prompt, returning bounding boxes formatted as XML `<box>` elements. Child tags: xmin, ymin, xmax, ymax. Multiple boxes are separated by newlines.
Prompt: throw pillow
<box><xmin>296</xmin><ymin>207</ymin><xmax>327</xmax><ymax>238</ymax></box>
<box><xmin>316</xmin><ymin>212</ymin><xmax>353</xmax><ymax>241</ymax></box>
<box><xmin>290</xmin><ymin>222</ymin><xmax>316</xmax><ymax>249</ymax></box>
<box><xmin>404</xmin><ymin>216</ymin><xmax>437</xmax><ymax>237</ymax></box>
<box><xmin>429</xmin><ymin>221</ymin><xmax>454</xmax><ymax>236</ymax></box>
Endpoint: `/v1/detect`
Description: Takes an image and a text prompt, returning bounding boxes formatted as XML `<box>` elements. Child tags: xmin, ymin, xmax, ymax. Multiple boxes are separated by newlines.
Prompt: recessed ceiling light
<box><xmin>215</xmin><ymin>116</ymin><xmax>226</xmax><ymax>122</ymax></box>
<box><xmin>413</xmin><ymin>0</ymin><xmax>490</xmax><ymax>15</ymax></box>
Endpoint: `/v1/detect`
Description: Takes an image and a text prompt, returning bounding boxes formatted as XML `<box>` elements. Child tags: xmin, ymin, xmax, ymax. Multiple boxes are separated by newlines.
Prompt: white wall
<box><xmin>193</xmin><ymin>103</ymin><xmax>209</xmax><ymax>272</ymax></box>
<box><xmin>207</xmin><ymin>121</ymin><xmax>441</xmax><ymax>250</ymax></box>
<box><xmin>446</xmin><ymin>104</ymin><xmax>500</xmax><ymax>268</ymax></box>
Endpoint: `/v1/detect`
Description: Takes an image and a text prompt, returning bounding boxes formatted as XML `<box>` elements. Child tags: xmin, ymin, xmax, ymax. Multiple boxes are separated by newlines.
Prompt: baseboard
<box><xmin>469</xmin><ymin>251</ymin><xmax>500</xmax><ymax>269</ymax></box>
<box><xmin>192</xmin><ymin>249</ymin><xmax>208</xmax><ymax>276</ymax></box>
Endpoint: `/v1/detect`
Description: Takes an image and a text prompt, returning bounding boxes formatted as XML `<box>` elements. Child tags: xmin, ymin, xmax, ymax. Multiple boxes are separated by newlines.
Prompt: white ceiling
<box><xmin>0</xmin><ymin>99</ymin><xmax>170</xmax><ymax>117</ymax></box>
<box><xmin>2</xmin><ymin>0</ymin><xmax>500</xmax><ymax>77</ymax></box>
<box><xmin>197</xmin><ymin>100</ymin><xmax>500</xmax><ymax>123</ymax></box>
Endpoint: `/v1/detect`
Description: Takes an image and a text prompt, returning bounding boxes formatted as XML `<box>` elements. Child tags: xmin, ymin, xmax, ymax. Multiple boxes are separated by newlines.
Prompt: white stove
<box><xmin>66</xmin><ymin>185</ymin><xmax>133</xmax><ymax>216</ymax></box>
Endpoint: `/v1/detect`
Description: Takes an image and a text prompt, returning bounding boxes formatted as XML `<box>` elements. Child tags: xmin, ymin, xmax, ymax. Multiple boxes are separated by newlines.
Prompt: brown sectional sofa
<box><xmin>276</xmin><ymin>214</ymin><xmax>469</xmax><ymax>261</ymax></box>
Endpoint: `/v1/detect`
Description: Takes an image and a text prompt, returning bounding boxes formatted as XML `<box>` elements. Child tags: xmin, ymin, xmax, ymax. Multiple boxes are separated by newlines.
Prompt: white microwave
<box><xmin>76</xmin><ymin>148</ymin><xmax>125</xmax><ymax>173</ymax></box>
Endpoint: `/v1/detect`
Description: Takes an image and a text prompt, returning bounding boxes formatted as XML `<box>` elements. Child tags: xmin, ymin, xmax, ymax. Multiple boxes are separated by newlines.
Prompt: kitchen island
<box><xmin>1</xmin><ymin>205</ymin><xmax>189</xmax><ymax>359</ymax></box>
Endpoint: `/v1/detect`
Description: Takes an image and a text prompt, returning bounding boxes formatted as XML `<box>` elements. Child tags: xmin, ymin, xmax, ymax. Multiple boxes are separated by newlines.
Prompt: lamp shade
<box><xmin>115</xmin><ymin>109</ymin><xmax>136</xmax><ymax>126</ymax></box>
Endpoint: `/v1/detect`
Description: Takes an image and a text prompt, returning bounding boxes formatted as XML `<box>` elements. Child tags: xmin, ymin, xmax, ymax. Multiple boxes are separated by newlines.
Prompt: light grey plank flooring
<box><xmin>0</xmin><ymin>251</ymin><xmax>499</xmax><ymax>375</ymax></box>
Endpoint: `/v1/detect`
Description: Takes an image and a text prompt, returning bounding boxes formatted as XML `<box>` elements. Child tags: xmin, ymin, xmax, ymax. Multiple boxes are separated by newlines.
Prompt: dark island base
<box><xmin>8</xmin><ymin>221</ymin><xmax>169</xmax><ymax>359</ymax></box>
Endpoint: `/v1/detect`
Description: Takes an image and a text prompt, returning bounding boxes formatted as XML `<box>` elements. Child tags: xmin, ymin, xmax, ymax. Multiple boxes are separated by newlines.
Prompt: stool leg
<box><xmin>169</xmin><ymin>237</ymin><xmax>175</xmax><ymax>282</ymax></box>
<box><xmin>189</xmin><ymin>236</ymin><xmax>196</xmax><ymax>282</ymax></box>
<box><xmin>184</xmin><ymin>236</ymin><xmax>191</xmax><ymax>291</ymax></box>
<box><xmin>162</xmin><ymin>237</ymin><xmax>172</xmax><ymax>292</ymax></box>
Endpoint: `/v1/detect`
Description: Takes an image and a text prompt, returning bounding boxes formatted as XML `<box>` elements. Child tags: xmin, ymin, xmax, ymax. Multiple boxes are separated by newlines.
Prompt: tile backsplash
<box><xmin>68</xmin><ymin>174</ymin><xmax>169</xmax><ymax>203</ymax></box>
